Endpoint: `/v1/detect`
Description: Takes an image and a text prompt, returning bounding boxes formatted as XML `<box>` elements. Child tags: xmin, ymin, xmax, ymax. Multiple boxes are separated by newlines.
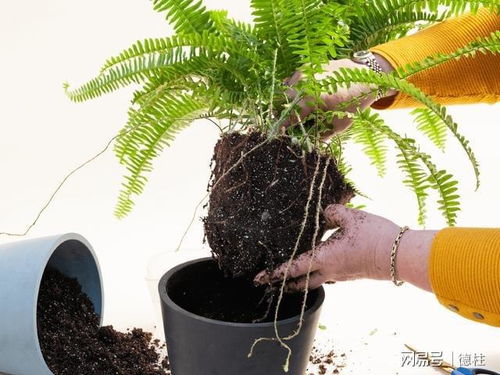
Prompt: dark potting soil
<box><xmin>167</xmin><ymin>259</ymin><xmax>318</xmax><ymax>323</ymax></box>
<box><xmin>37</xmin><ymin>268</ymin><xmax>170</xmax><ymax>375</ymax></box>
<box><xmin>204</xmin><ymin>132</ymin><xmax>354</xmax><ymax>279</ymax></box>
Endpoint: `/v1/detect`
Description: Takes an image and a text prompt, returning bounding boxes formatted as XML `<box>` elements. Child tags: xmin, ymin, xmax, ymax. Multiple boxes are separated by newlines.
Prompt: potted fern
<box><xmin>64</xmin><ymin>0</ymin><xmax>499</xmax><ymax>373</ymax></box>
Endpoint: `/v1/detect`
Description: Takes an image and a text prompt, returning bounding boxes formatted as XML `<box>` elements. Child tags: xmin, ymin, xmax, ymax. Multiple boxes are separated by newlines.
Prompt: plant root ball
<box><xmin>204</xmin><ymin>132</ymin><xmax>354</xmax><ymax>279</ymax></box>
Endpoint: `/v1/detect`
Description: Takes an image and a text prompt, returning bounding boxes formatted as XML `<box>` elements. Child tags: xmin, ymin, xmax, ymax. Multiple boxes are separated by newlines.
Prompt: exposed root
<box><xmin>0</xmin><ymin>133</ymin><xmax>121</xmax><ymax>237</ymax></box>
<box><xmin>283</xmin><ymin>157</ymin><xmax>329</xmax><ymax>342</ymax></box>
<box><xmin>175</xmin><ymin>192</ymin><xmax>210</xmax><ymax>252</ymax></box>
<box><xmin>247</xmin><ymin>337</ymin><xmax>279</xmax><ymax>357</ymax></box>
<box><xmin>252</xmin><ymin>289</ymin><xmax>276</xmax><ymax>324</ymax></box>
<box><xmin>248</xmin><ymin>154</ymin><xmax>323</xmax><ymax>372</ymax></box>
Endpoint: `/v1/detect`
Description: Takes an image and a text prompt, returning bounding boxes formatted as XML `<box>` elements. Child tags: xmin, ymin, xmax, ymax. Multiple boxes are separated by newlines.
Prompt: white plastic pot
<box><xmin>0</xmin><ymin>233</ymin><xmax>103</xmax><ymax>375</ymax></box>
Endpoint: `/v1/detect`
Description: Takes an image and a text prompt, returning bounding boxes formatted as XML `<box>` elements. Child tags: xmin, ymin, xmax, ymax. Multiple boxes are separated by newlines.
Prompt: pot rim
<box><xmin>158</xmin><ymin>257</ymin><xmax>325</xmax><ymax>328</ymax></box>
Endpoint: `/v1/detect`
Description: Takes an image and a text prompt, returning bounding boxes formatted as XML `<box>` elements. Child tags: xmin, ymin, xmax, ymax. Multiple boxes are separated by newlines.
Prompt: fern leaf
<box><xmin>152</xmin><ymin>0</ymin><xmax>214</xmax><ymax>34</ymax></box>
<box><xmin>284</xmin><ymin>0</ymin><xmax>349</xmax><ymax>76</ymax></box>
<box><xmin>251</xmin><ymin>0</ymin><xmax>295</xmax><ymax>75</ymax></box>
<box><xmin>411</xmin><ymin>108</ymin><xmax>447</xmax><ymax>151</ymax></box>
<box><xmin>114</xmin><ymin>94</ymin><xmax>206</xmax><ymax>218</ymax></box>
<box><xmin>396</xmin><ymin>142</ymin><xmax>429</xmax><ymax>226</ymax></box>
<box><xmin>350</xmin><ymin>10</ymin><xmax>447</xmax><ymax>50</ymax></box>
<box><xmin>361</xmin><ymin>0</ymin><xmax>498</xmax><ymax>17</ymax></box>
<box><xmin>321</xmin><ymin>67</ymin><xmax>480</xmax><ymax>189</ymax></box>
<box><xmin>353</xmin><ymin>109</ymin><xmax>430</xmax><ymax>224</ymax></box>
<box><xmin>397</xmin><ymin>30</ymin><xmax>500</xmax><ymax>79</ymax></box>
<box><xmin>428</xmin><ymin>169</ymin><xmax>461</xmax><ymax>225</ymax></box>
<box><xmin>350</xmin><ymin>119</ymin><xmax>388</xmax><ymax>177</ymax></box>
<box><xmin>65</xmin><ymin>33</ymin><xmax>261</xmax><ymax>103</ymax></box>
<box><xmin>98</xmin><ymin>31</ymin><xmax>262</xmax><ymax>75</ymax></box>
<box><xmin>354</xmin><ymin>109</ymin><xmax>461</xmax><ymax>226</ymax></box>
<box><xmin>327</xmin><ymin>134</ymin><xmax>369</xmax><ymax>199</ymax></box>
<box><xmin>350</xmin><ymin>0</ymin><xmax>499</xmax><ymax>50</ymax></box>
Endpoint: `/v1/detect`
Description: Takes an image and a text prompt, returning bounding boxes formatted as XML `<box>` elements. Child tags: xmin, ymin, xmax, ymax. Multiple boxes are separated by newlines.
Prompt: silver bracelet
<box><xmin>351</xmin><ymin>50</ymin><xmax>385</xmax><ymax>101</ymax></box>
<box><xmin>390</xmin><ymin>226</ymin><xmax>409</xmax><ymax>286</ymax></box>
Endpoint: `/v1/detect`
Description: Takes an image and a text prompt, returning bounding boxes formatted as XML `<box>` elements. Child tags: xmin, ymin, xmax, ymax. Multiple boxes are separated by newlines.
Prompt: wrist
<box><xmin>397</xmin><ymin>229</ymin><xmax>437</xmax><ymax>291</ymax></box>
<box><xmin>372</xmin><ymin>52</ymin><xmax>398</xmax><ymax>98</ymax></box>
<box><xmin>351</xmin><ymin>51</ymin><xmax>398</xmax><ymax>99</ymax></box>
<box><xmin>372</xmin><ymin>52</ymin><xmax>394</xmax><ymax>74</ymax></box>
<box><xmin>366</xmin><ymin>224</ymin><xmax>402</xmax><ymax>281</ymax></box>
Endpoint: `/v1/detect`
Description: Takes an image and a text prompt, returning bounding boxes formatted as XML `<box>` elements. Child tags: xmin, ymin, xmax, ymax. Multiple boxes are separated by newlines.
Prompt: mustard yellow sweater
<box><xmin>371</xmin><ymin>9</ymin><xmax>500</xmax><ymax>327</ymax></box>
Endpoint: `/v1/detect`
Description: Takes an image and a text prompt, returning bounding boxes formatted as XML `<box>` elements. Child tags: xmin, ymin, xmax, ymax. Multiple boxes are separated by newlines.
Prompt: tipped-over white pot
<box><xmin>0</xmin><ymin>233</ymin><xmax>103</xmax><ymax>375</ymax></box>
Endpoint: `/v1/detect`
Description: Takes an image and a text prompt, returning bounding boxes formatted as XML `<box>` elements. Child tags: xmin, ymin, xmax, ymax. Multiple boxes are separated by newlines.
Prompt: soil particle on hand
<box><xmin>37</xmin><ymin>268</ymin><xmax>170</xmax><ymax>375</ymax></box>
<box><xmin>205</xmin><ymin>132</ymin><xmax>354</xmax><ymax>279</ymax></box>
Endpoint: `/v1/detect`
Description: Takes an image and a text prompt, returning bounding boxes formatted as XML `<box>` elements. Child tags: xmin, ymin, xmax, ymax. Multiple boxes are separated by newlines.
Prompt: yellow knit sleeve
<box><xmin>430</xmin><ymin>227</ymin><xmax>500</xmax><ymax>327</ymax></box>
<box><xmin>369</xmin><ymin>8</ymin><xmax>500</xmax><ymax>109</ymax></box>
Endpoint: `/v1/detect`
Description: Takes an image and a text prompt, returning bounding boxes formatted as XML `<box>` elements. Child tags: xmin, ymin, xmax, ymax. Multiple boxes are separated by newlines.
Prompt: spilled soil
<box><xmin>204</xmin><ymin>132</ymin><xmax>354</xmax><ymax>279</ymax></box>
<box><xmin>308</xmin><ymin>345</ymin><xmax>346</xmax><ymax>374</ymax></box>
<box><xmin>37</xmin><ymin>268</ymin><xmax>170</xmax><ymax>375</ymax></box>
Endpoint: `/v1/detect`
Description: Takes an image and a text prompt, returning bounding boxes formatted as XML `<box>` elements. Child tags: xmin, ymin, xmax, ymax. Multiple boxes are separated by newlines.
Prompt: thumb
<box><xmin>323</xmin><ymin>204</ymin><xmax>354</xmax><ymax>229</ymax></box>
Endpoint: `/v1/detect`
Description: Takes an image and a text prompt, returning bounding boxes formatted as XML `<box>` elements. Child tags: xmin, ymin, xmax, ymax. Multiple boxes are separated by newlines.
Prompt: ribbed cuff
<box><xmin>430</xmin><ymin>227</ymin><xmax>500</xmax><ymax>327</ymax></box>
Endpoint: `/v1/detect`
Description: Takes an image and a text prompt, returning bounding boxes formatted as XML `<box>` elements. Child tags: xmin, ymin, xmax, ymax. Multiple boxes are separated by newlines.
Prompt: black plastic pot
<box><xmin>158</xmin><ymin>257</ymin><xmax>325</xmax><ymax>375</ymax></box>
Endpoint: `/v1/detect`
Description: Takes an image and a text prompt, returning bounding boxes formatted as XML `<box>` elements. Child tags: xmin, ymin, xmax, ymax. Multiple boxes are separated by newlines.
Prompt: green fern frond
<box><xmin>63</xmin><ymin>0</ymin><xmax>492</xmax><ymax>220</ymax></box>
<box><xmin>67</xmin><ymin>50</ymin><xmax>192</xmax><ymax>102</ymax></box>
<box><xmin>360</xmin><ymin>0</ymin><xmax>498</xmax><ymax>17</ymax></box>
<box><xmin>321</xmin><ymin>67</ymin><xmax>480</xmax><ymax>189</ymax></box>
<box><xmin>352</xmin><ymin>109</ymin><xmax>428</xmax><ymax>224</ymax></box>
<box><xmin>286</xmin><ymin>0</ymin><xmax>323</xmax><ymax>71</ymax></box>
<box><xmin>350</xmin><ymin>0</ymin><xmax>499</xmax><ymax>50</ymax></box>
<box><xmin>114</xmin><ymin>94</ymin><xmax>207</xmax><ymax>218</ymax></box>
<box><xmin>354</xmin><ymin>109</ymin><xmax>459</xmax><ymax>226</ymax></box>
<box><xmin>99</xmin><ymin>35</ymin><xmax>190</xmax><ymax>73</ymax></box>
<box><xmin>394</xmin><ymin>137</ymin><xmax>459</xmax><ymax>226</ymax></box>
<box><xmin>350</xmin><ymin>118</ymin><xmax>388</xmax><ymax>177</ymax></box>
<box><xmin>350</xmin><ymin>10</ymin><xmax>448</xmax><ymax>50</ymax></box>
<box><xmin>412</xmin><ymin>108</ymin><xmax>447</xmax><ymax>151</ymax></box>
<box><xmin>251</xmin><ymin>0</ymin><xmax>296</xmax><ymax>75</ymax></box>
<box><xmin>396</xmin><ymin>141</ymin><xmax>429</xmax><ymax>226</ymax></box>
<box><xmin>152</xmin><ymin>0</ymin><xmax>214</xmax><ymax>34</ymax></box>
<box><xmin>397</xmin><ymin>30</ymin><xmax>500</xmax><ymax>79</ymax></box>
<box><xmin>66</xmin><ymin>33</ymin><xmax>262</xmax><ymax>103</ymax></box>
<box><xmin>284</xmin><ymin>0</ymin><xmax>349</xmax><ymax>77</ymax></box>
<box><xmin>98</xmin><ymin>31</ymin><xmax>261</xmax><ymax>75</ymax></box>
<box><xmin>327</xmin><ymin>134</ymin><xmax>369</xmax><ymax>199</ymax></box>
<box><xmin>428</xmin><ymin>169</ymin><xmax>461</xmax><ymax>225</ymax></box>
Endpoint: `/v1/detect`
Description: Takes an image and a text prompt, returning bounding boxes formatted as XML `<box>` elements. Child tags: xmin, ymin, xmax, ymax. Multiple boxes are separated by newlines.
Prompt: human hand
<box><xmin>283</xmin><ymin>55</ymin><xmax>395</xmax><ymax>137</ymax></box>
<box><xmin>254</xmin><ymin>204</ymin><xmax>434</xmax><ymax>293</ymax></box>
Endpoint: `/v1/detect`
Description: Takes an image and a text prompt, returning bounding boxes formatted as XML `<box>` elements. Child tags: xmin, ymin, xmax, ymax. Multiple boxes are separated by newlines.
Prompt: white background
<box><xmin>0</xmin><ymin>1</ymin><xmax>498</xmax><ymax>373</ymax></box>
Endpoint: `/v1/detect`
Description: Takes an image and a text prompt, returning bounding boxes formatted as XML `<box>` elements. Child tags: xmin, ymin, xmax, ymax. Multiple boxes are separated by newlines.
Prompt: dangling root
<box><xmin>252</xmin><ymin>289</ymin><xmax>276</xmax><ymax>323</ymax></box>
<box><xmin>283</xmin><ymin>157</ymin><xmax>330</xmax><ymax>343</ymax></box>
<box><xmin>0</xmin><ymin>133</ymin><xmax>121</xmax><ymax>237</ymax></box>
<box><xmin>248</xmin><ymin>154</ymin><xmax>324</xmax><ymax>372</ymax></box>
